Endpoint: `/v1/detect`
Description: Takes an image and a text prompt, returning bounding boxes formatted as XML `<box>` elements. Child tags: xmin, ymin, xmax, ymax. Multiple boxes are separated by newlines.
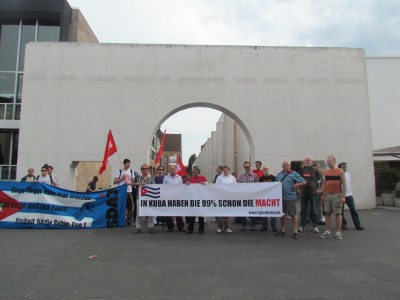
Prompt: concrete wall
<box><xmin>20</xmin><ymin>43</ymin><xmax>375</xmax><ymax>208</ymax></box>
<box><xmin>69</xmin><ymin>9</ymin><xmax>98</xmax><ymax>43</ymax></box>
<box><xmin>366</xmin><ymin>56</ymin><xmax>400</xmax><ymax>151</ymax></box>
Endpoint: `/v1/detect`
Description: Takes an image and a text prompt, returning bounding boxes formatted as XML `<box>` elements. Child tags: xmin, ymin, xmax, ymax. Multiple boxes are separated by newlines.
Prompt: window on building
<box><xmin>0</xmin><ymin>130</ymin><xmax>18</xmax><ymax>180</ymax></box>
<box><xmin>38</xmin><ymin>20</ymin><xmax>60</xmax><ymax>42</ymax></box>
<box><xmin>0</xmin><ymin>23</ymin><xmax>19</xmax><ymax>71</ymax></box>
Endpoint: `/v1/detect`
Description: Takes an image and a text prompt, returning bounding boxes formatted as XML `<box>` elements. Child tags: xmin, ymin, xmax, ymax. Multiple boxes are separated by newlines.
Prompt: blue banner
<box><xmin>0</xmin><ymin>181</ymin><xmax>126</xmax><ymax>229</ymax></box>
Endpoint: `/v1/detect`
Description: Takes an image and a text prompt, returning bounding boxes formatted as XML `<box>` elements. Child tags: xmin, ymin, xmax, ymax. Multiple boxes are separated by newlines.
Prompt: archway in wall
<box><xmin>147</xmin><ymin>102</ymin><xmax>254</xmax><ymax>182</ymax></box>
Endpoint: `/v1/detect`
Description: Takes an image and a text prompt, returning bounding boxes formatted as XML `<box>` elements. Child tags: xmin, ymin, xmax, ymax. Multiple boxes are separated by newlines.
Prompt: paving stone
<box><xmin>0</xmin><ymin>208</ymin><xmax>399</xmax><ymax>299</ymax></box>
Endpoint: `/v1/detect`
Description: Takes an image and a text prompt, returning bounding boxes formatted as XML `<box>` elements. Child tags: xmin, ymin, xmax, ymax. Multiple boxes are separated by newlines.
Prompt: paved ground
<box><xmin>1</xmin><ymin>207</ymin><xmax>399</xmax><ymax>299</ymax></box>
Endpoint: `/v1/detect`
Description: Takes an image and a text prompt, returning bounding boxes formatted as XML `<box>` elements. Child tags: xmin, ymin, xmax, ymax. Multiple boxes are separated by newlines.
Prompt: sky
<box><xmin>68</xmin><ymin>0</ymin><xmax>400</xmax><ymax>163</ymax></box>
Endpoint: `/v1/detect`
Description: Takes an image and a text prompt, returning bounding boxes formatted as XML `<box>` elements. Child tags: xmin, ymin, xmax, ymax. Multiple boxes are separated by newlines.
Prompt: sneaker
<box><xmin>356</xmin><ymin>225</ymin><xmax>365</xmax><ymax>230</ymax></box>
<box><xmin>298</xmin><ymin>226</ymin><xmax>304</xmax><ymax>232</ymax></box>
<box><xmin>292</xmin><ymin>232</ymin><xmax>299</xmax><ymax>239</ymax></box>
<box><xmin>275</xmin><ymin>231</ymin><xmax>285</xmax><ymax>236</ymax></box>
<box><xmin>225</xmin><ymin>228</ymin><xmax>233</xmax><ymax>233</ymax></box>
<box><xmin>149</xmin><ymin>228</ymin><xmax>155</xmax><ymax>234</ymax></box>
<box><xmin>133</xmin><ymin>228</ymin><xmax>141</xmax><ymax>234</ymax></box>
<box><xmin>335</xmin><ymin>232</ymin><xmax>343</xmax><ymax>240</ymax></box>
<box><xmin>319</xmin><ymin>231</ymin><xmax>330</xmax><ymax>239</ymax></box>
<box><xmin>313</xmin><ymin>227</ymin><xmax>319</xmax><ymax>233</ymax></box>
<box><xmin>217</xmin><ymin>228</ymin><xmax>222</xmax><ymax>233</ymax></box>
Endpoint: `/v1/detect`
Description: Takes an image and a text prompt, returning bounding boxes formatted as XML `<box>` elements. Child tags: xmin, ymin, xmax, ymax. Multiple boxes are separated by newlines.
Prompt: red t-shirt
<box><xmin>252</xmin><ymin>169</ymin><xmax>263</xmax><ymax>178</ymax></box>
<box><xmin>189</xmin><ymin>175</ymin><xmax>207</xmax><ymax>184</ymax></box>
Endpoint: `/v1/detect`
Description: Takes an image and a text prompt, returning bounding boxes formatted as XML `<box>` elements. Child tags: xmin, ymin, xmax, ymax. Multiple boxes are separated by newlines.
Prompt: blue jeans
<box><xmin>261</xmin><ymin>217</ymin><xmax>277</xmax><ymax>230</ymax></box>
<box><xmin>341</xmin><ymin>195</ymin><xmax>361</xmax><ymax>227</ymax></box>
<box><xmin>300</xmin><ymin>193</ymin><xmax>319</xmax><ymax>227</ymax></box>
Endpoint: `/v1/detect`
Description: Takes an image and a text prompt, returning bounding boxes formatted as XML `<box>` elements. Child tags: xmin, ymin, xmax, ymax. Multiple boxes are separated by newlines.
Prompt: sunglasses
<box><xmin>141</xmin><ymin>168</ymin><xmax>149</xmax><ymax>170</ymax></box>
<box><xmin>41</xmin><ymin>169</ymin><xmax>47</xmax><ymax>172</ymax></box>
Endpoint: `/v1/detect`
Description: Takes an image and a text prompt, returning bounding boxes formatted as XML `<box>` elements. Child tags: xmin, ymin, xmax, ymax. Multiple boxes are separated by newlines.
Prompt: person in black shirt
<box><xmin>86</xmin><ymin>176</ymin><xmax>98</xmax><ymax>192</ymax></box>
<box><xmin>259</xmin><ymin>166</ymin><xmax>278</xmax><ymax>232</ymax></box>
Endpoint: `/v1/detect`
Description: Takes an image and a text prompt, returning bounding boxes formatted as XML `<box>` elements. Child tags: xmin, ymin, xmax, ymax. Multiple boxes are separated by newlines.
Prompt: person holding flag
<box><xmin>114</xmin><ymin>159</ymin><xmax>136</xmax><ymax>226</ymax></box>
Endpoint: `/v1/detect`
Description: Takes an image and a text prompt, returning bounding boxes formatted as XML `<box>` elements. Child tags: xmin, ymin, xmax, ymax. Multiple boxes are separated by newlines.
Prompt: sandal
<box><xmin>275</xmin><ymin>231</ymin><xmax>285</xmax><ymax>236</ymax></box>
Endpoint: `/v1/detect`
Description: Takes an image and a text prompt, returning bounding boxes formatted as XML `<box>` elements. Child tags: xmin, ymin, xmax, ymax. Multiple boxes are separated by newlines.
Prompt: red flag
<box><xmin>154</xmin><ymin>129</ymin><xmax>166</xmax><ymax>164</ymax></box>
<box><xmin>99</xmin><ymin>130</ymin><xmax>118</xmax><ymax>174</ymax></box>
<box><xmin>176</xmin><ymin>154</ymin><xmax>188</xmax><ymax>177</ymax></box>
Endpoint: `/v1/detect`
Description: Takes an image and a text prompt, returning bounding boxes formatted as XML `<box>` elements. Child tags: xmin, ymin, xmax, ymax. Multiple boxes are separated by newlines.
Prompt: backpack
<box><xmin>118</xmin><ymin>169</ymin><xmax>133</xmax><ymax>180</ymax></box>
<box><xmin>36</xmin><ymin>174</ymin><xmax>54</xmax><ymax>186</ymax></box>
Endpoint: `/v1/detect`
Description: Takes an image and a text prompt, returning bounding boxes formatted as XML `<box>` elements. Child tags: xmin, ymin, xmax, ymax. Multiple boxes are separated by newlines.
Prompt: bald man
<box><xmin>275</xmin><ymin>161</ymin><xmax>306</xmax><ymax>239</ymax></box>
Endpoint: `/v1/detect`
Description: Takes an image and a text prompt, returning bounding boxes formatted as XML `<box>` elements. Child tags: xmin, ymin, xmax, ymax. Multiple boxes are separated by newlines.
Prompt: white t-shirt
<box><xmin>344</xmin><ymin>172</ymin><xmax>353</xmax><ymax>197</ymax></box>
<box><xmin>37</xmin><ymin>175</ymin><xmax>52</xmax><ymax>185</ymax></box>
<box><xmin>115</xmin><ymin>169</ymin><xmax>133</xmax><ymax>192</ymax></box>
<box><xmin>163</xmin><ymin>174</ymin><xmax>183</xmax><ymax>185</ymax></box>
<box><xmin>216</xmin><ymin>174</ymin><xmax>237</xmax><ymax>184</ymax></box>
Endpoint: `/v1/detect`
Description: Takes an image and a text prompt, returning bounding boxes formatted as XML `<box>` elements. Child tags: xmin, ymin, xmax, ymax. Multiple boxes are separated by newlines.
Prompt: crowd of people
<box><xmin>20</xmin><ymin>156</ymin><xmax>364</xmax><ymax>239</ymax></box>
<box><xmin>112</xmin><ymin>156</ymin><xmax>365</xmax><ymax>239</ymax></box>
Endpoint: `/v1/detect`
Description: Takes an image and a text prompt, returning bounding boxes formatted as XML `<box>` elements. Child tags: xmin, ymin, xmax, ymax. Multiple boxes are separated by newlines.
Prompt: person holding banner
<box><xmin>238</xmin><ymin>161</ymin><xmax>258</xmax><ymax>231</ymax></box>
<box><xmin>113</xmin><ymin>159</ymin><xmax>135</xmax><ymax>227</ymax></box>
<box><xmin>36</xmin><ymin>164</ymin><xmax>56</xmax><ymax>186</ymax></box>
<box><xmin>133</xmin><ymin>164</ymin><xmax>156</xmax><ymax>234</ymax></box>
<box><xmin>259</xmin><ymin>166</ymin><xmax>278</xmax><ymax>232</ymax></box>
<box><xmin>163</xmin><ymin>165</ymin><xmax>185</xmax><ymax>232</ymax></box>
<box><xmin>275</xmin><ymin>161</ymin><xmax>306</xmax><ymax>239</ymax></box>
<box><xmin>215</xmin><ymin>165</ymin><xmax>237</xmax><ymax>233</ymax></box>
<box><xmin>185</xmin><ymin>166</ymin><xmax>207</xmax><ymax>234</ymax></box>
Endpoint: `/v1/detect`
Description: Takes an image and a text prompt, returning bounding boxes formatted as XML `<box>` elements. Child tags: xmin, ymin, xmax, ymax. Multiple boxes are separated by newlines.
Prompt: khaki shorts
<box><xmin>324</xmin><ymin>193</ymin><xmax>342</xmax><ymax>214</ymax></box>
<box><xmin>282</xmin><ymin>200</ymin><xmax>296</xmax><ymax>216</ymax></box>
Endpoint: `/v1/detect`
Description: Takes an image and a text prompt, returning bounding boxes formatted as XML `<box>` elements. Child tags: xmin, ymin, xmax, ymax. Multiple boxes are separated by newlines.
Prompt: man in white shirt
<box><xmin>163</xmin><ymin>165</ymin><xmax>185</xmax><ymax>232</ymax></box>
<box><xmin>215</xmin><ymin>165</ymin><xmax>237</xmax><ymax>233</ymax></box>
<box><xmin>113</xmin><ymin>159</ymin><xmax>135</xmax><ymax>226</ymax></box>
<box><xmin>338</xmin><ymin>162</ymin><xmax>365</xmax><ymax>230</ymax></box>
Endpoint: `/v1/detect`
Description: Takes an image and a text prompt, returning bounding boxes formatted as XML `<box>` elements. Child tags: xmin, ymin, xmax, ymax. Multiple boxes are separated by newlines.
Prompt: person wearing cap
<box><xmin>86</xmin><ymin>176</ymin><xmax>99</xmax><ymax>192</ymax></box>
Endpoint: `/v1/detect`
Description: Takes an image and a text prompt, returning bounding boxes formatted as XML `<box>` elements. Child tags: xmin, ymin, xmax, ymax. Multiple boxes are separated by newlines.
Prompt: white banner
<box><xmin>138</xmin><ymin>182</ymin><xmax>282</xmax><ymax>217</ymax></box>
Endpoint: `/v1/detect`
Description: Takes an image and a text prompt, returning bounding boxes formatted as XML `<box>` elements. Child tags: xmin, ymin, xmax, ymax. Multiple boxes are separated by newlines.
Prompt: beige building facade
<box><xmin>19</xmin><ymin>43</ymin><xmax>376</xmax><ymax>208</ymax></box>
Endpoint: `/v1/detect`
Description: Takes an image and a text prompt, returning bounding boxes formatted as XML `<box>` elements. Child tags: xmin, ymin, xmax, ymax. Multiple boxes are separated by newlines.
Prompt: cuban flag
<box><xmin>140</xmin><ymin>186</ymin><xmax>160</xmax><ymax>199</ymax></box>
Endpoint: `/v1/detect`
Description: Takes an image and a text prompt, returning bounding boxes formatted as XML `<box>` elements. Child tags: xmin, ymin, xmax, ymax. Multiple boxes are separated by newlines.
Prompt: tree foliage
<box><xmin>186</xmin><ymin>153</ymin><xmax>197</xmax><ymax>173</ymax></box>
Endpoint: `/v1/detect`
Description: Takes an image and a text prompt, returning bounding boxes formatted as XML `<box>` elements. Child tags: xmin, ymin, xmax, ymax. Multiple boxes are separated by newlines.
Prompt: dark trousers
<box><xmin>166</xmin><ymin>217</ymin><xmax>185</xmax><ymax>230</ymax></box>
<box><xmin>342</xmin><ymin>195</ymin><xmax>361</xmax><ymax>227</ymax></box>
<box><xmin>300</xmin><ymin>193</ymin><xmax>319</xmax><ymax>227</ymax></box>
<box><xmin>186</xmin><ymin>217</ymin><xmax>205</xmax><ymax>232</ymax></box>
<box><xmin>132</xmin><ymin>191</ymin><xmax>137</xmax><ymax>221</ymax></box>
<box><xmin>261</xmin><ymin>217</ymin><xmax>277</xmax><ymax>230</ymax></box>
<box><xmin>241</xmin><ymin>217</ymin><xmax>256</xmax><ymax>228</ymax></box>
